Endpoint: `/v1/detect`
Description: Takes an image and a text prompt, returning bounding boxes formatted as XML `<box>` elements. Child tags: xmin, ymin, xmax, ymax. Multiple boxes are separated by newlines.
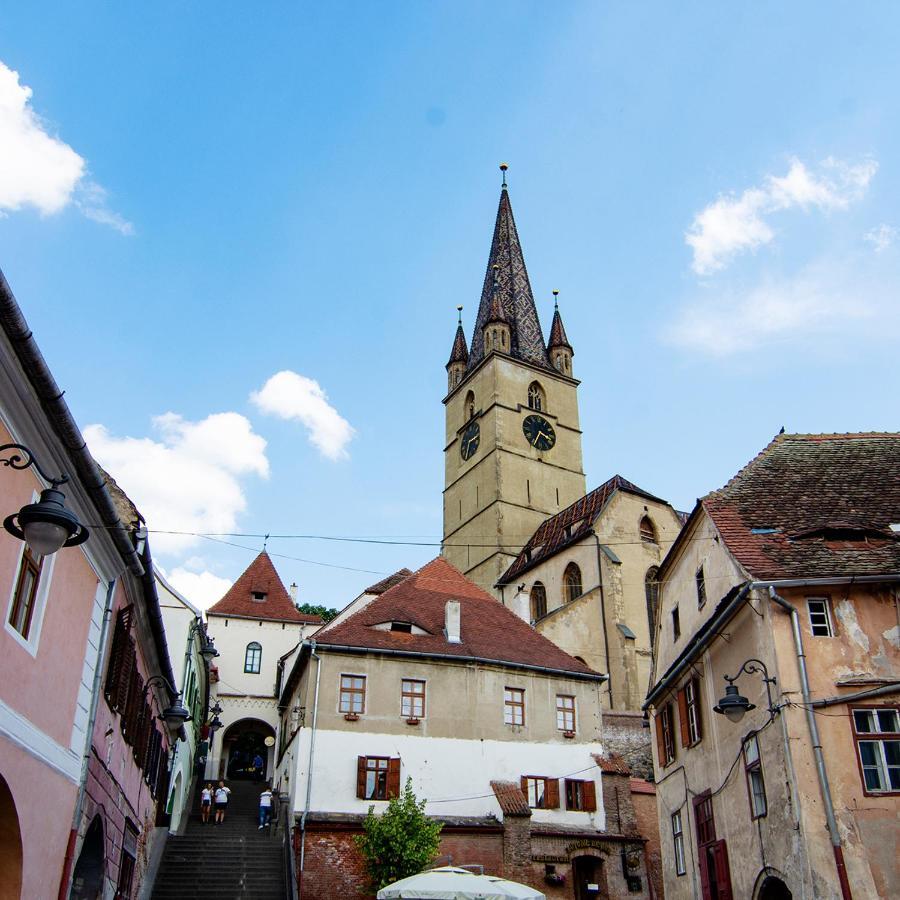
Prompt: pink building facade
<box><xmin>0</xmin><ymin>269</ymin><xmax>177</xmax><ymax>899</ymax></box>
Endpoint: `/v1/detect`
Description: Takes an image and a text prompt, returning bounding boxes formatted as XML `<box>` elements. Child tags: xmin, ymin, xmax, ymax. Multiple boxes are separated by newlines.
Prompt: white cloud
<box><xmin>666</xmin><ymin>259</ymin><xmax>884</xmax><ymax>356</ymax></box>
<box><xmin>167</xmin><ymin>567</ymin><xmax>233</xmax><ymax>612</ymax></box>
<box><xmin>687</xmin><ymin>157</ymin><xmax>877</xmax><ymax>275</ymax></box>
<box><xmin>85</xmin><ymin>412</ymin><xmax>269</xmax><ymax>553</ymax></box>
<box><xmin>864</xmin><ymin>224</ymin><xmax>897</xmax><ymax>253</ymax></box>
<box><xmin>251</xmin><ymin>370</ymin><xmax>355</xmax><ymax>460</ymax></box>
<box><xmin>0</xmin><ymin>60</ymin><xmax>132</xmax><ymax>232</ymax></box>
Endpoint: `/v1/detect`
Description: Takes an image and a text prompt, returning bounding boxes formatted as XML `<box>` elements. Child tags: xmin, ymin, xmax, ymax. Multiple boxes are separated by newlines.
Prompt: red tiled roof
<box><xmin>364</xmin><ymin>568</ymin><xmax>413</xmax><ymax>595</ymax></box>
<box><xmin>593</xmin><ymin>753</ymin><xmax>631</xmax><ymax>776</ymax></box>
<box><xmin>491</xmin><ymin>781</ymin><xmax>531</xmax><ymax>817</ymax></box>
<box><xmin>316</xmin><ymin>557</ymin><xmax>601</xmax><ymax>677</ymax></box>
<box><xmin>499</xmin><ymin>475</ymin><xmax>671</xmax><ymax>584</ymax></box>
<box><xmin>702</xmin><ymin>433</ymin><xmax>900</xmax><ymax>581</ymax></box>
<box><xmin>207</xmin><ymin>552</ymin><xmax>323</xmax><ymax>623</ymax></box>
<box><xmin>629</xmin><ymin>778</ymin><xmax>656</xmax><ymax>795</ymax></box>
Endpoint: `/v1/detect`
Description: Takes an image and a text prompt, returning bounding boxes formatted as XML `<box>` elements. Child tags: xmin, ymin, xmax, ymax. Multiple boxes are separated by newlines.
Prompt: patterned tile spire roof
<box><xmin>468</xmin><ymin>184</ymin><xmax>550</xmax><ymax>371</ymax></box>
<box><xmin>446</xmin><ymin>321</ymin><xmax>469</xmax><ymax>368</ymax></box>
<box><xmin>547</xmin><ymin>305</ymin><xmax>572</xmax><ymax>351</ymax></box>
<box><xmin>207</xmin><ymin>551</ymin><xmax>323</xmax><ymax>623</ymax></box>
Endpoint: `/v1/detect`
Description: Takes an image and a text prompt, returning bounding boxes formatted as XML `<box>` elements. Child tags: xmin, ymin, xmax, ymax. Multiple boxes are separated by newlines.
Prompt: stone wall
<box><xmin>602</xmin><ymin>710</ymin><xmax>654</xmax><ymax>780</ymax></box>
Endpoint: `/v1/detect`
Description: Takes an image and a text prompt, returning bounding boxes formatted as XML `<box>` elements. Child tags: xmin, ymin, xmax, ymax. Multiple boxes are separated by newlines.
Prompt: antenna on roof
<box><xmin>499</xmin><ymin>162</ymin><xmax>508</xmax><ymax>189</ymax></box>
<box><xmin>456</xmin><ymin>304</ymin><xmax>463</xmax><ymax>324</ymax></box>
<box><xmin>263</xmin><ymin>533</ymin><xmax>270</xmax><ymax>550</ymax></box>
<box><xmin>552</xmin><ymin>289</ymin><xmax>559</xmax><ymax>310</ymax></box>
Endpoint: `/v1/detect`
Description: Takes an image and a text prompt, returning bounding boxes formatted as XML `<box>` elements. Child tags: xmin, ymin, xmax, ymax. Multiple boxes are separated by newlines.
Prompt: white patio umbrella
<box><xmin>376</xmin><ymin>866</ymin><xmax>545</xmax><ymax>900</ymax></box>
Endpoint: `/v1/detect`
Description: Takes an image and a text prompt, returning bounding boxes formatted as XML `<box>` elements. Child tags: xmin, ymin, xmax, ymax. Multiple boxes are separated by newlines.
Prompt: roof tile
<box><xmin>491</xmin><ymin>781</ymin><xmax>531</xmax><ymax>817</ymax></box>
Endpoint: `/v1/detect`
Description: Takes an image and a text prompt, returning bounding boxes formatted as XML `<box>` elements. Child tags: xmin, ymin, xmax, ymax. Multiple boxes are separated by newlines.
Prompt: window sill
<box><xmin>343</xmin><ymin>713</ymin><xmax>360</xmax><ymax>722</ymax></box>
<box><xmin>562</xmin><ymin>730</ymin><xmax>576</xmax><ymax>739</ymax></box>
<box><xmin>405</xmin><ymin>717</ymin><xmax>421</xmax><ymax>726</ymax></box>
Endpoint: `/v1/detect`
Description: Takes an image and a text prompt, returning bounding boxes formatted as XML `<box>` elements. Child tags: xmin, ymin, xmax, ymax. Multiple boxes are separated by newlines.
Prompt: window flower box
<box><xmin>344</xmin><ymin>712</ymin><xmax>360</xmax><ymax>722</ymax></box>
<box><xmin>545</xmin><ymin>872</ymin><xmax>566</xmax><ymax>886</ymax></box>
<box><xmin>563</xmin><ymin>730</ymin><xmax>576</xmax><ymax>739</ymax></box>
<box><xmin>405</xmin><ymin>717</ymin><xmax>421</xmax><ymax>726</ymax></box>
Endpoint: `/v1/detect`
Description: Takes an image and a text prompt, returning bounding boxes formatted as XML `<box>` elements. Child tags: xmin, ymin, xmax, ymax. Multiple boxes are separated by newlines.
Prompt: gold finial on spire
<box><xmin>552</xmin><ymin>289</ymin><xmax>559</xmax><ymax>310</ymax></box>
<box><xmin>499</xmin><ymin>163</ymin><xmax>508</xmax><ymax>189</ymax></box>
<box><xmin>456</xmin><ymin>304</ymin><xmax>463</xmax><ymax>324</ymax></box>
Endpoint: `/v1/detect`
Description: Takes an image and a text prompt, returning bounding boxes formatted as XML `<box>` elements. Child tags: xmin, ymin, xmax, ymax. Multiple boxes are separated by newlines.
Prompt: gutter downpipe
<box><xmin>593</xmin><ymin>533</ymin><xmax>614</xmax><ymax>704</ymax></box>
<box><xmin>764</xmin><ymin>585</ymin><xmax>852</xmax><ymax>900</ymax></box>
<box><xmin>58</xmin><ymin>576</ymin><xmax>118</xmax><ymax>900</ymax></box>
<box><xmin>298</xmin><ymin>642</ymin><xmax>322</xmax><ymax>899</ymax></box>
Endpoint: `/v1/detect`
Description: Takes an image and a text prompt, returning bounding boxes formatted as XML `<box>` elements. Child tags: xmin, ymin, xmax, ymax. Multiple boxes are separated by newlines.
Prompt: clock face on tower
<box><xmin>522</xmin><ymin>414</ymin><xmax>556</xmax><ymax>452</ymax></box>
<box><xmin>460</xmin><ymin>420</ymin><xmax>480</xmax><ymax>460</ymax></box>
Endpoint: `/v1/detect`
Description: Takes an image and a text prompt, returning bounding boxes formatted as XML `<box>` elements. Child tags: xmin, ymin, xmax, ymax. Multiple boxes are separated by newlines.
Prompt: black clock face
<box><xmin>460</xmin><ymin>421</ymin><xmax>480</xmax><ymax>460</ymax></box>
<box><xmin>523</xmin><ymin>414</ymin><xmax>556</xmax><ymax>451</ymax></box>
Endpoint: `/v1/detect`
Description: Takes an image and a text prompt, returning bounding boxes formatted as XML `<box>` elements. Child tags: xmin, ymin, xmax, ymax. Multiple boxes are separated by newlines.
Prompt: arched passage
<box><xmin>69</xmin><ymin>815</ymin><xmax>104</xmax><ymax>900</ymax></box>
<box><xmin>758</xmin><ymin>874</ymin><xmax>793</xmax><ymax>900</ymax></box>
<box><xmin>168</xmin><ymin>771</ymin><xmax>185</xmax><ymax>833</ymax></box>
<box><xmin>222</xmin><ymin>718</ymin><xmax>276</xmax><ymax>780</ymax></box>
<box><xmin>0</xmin><ymin>773</ymin><xmax>23</xmax><ymax>900</ymax></box>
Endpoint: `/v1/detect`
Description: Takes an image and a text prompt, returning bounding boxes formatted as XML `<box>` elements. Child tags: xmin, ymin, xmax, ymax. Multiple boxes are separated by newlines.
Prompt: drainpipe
<box><xmin>298</xmin><ymin>642</ymin><xmax>322</xmax><ymax>899</ymax></box>
<box><xmin>765</xmin><ymin>587</ymin><xmax>852</xmax><ymax>900</ymax></box>
<box><xmin>58</xmin><ymin>576</ymin><xmax>118</xmax><ymax>900</ymax></box>
<box><xmin>592</xmin><ymin>533</ymin><xmax>614</xmax><ymax>705</ymax></box>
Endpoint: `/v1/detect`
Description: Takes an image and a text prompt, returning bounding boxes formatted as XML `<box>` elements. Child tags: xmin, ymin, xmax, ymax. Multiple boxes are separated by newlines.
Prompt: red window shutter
<box><xmin>677</xmin><ymin>687</ymin><xmax>690</xmax><ymax>747</ymax></box>
<box><xmin>520</xmin><ymin>776</ymin><xmax>529</xmax><ymax>799</ymax></box>
<box><xmin>713</xmin><ymin>840</ymin><xmax>733</xmax><ymax>900</ymax></box>
<box><xmin>356</xmin><ymin>757</ymin><xmax>367</xmax><ymax>799</ymax></box>
<box><xmin>693</xmin><ymin>677</ymin><xmax>704</xmax><ymax>741</ymax></box>
<box><xmin>582</xmin><ymin>780</ymin><xmax>597</xmax><ymax>812</ymax></box>
<box><xmin>114</xmin><ymin>639</ymin><xmax>136</xmax><ymax>713</ymax></box>
<box><xmin>655</xmin><ymin>712</ymin><xmax>666</xmax><ymax>766</ymax></box>
<box><xmin>545</xmin><ymin>778</ymin><xmax>560</xmax><ymax>809</ymax></box>
<box><xmin>387</xmin><ymin>758</ymin><xmax>401</xmax><ymax>798</ymax></box>
<box><xmin>104</xmin><ymin>607</ymin><xmax>133</xmax><ymax>702</ymax></box>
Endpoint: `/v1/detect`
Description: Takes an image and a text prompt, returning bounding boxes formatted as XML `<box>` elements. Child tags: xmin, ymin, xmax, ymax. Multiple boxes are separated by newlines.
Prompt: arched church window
<box><xmin>527</xmin><ymin>381</ymin><xmax>545</xmax><ymax>412</ymax></box>
<box><xmin>244</xmin><ymin>641</ymin><xmax>262</xmax><ymax>674</ymax></box>
<box><xmin>639</xmin><ymin>515</ymin><xmax>657</xmax><ymax>544</ymax></box>
<box><xmin>465</xmin><ymin>391</ymin><xmax>475</xmax><ymax>421</ymax></box>
<box><xmin>530</xmin><ymin>582</ymin><xmax>547</xmax><ymax>621</ymax></box>
<box><xmin>645</xmin><ymin>567</ymin><xmax>660</xmax><ymax>649</ymax></box>
<box><xmin>564</xmin><ymin>563</ymin><xmax>582</xmax><ymax>603</ymax></box>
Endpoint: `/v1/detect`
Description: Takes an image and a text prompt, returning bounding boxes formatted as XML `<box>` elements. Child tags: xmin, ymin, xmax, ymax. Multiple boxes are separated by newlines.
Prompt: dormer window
<box><xmin>251</xmin><ymin>591</ymin><xmax>267</xmax><ymax>603</ymax></box>
<box><xmin>390</xmin><ymin>621</ymin><xmax>413</xmax><ymax>633</ymax></box>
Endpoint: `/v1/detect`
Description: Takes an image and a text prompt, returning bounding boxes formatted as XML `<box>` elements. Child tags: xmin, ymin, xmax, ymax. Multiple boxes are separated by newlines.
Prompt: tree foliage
<box><xmin>296</xmin><ymin>602</ymin><xmax>338</xmax><ymax>623</ymax></box>
<box><xmin>355</xmin><ymin>778</ymin><xmax>443</xmax><ymax>891</ymax></box>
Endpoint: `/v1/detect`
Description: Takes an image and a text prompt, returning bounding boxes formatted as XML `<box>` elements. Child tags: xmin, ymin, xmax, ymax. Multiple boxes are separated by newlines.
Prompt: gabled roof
<box><xmin>364</xmin><ymin>568</ymin><xmax>413</xmax><ymax>595</ymax></box>
<box><xmin>315</xmin><ymin>556</ymin><xmax>600</xmax><ymax>678</ymax></box>
<box><xmin>468</xmin><ymin>187</ymin><xmax>551</xmax><ymax>372</ymax></box>
<box><xmin>700</xmin><ymin>433</ymin><xmax>900</xmax><ymax>581</ymax></box>
<box><xmin>499</xmin><ymin>475</ymin><xmax>670</xmax><ymax>584</ymax></box>
<box><xmin>207</xmin><ymin>551</ymin><xmax>323</xmax><ymax>623</ymax></box>
<box><xmin>491</xmin><ymin>781</ymin><xmax>531</xmax><ymax>817</ymax></box>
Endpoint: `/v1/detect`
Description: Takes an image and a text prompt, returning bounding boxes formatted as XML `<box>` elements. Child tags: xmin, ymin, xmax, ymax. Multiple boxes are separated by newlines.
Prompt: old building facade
<box><xmin>645</xmin><ymin>433</ymin><xmax>900</xmax><ymax>900</ymax></box>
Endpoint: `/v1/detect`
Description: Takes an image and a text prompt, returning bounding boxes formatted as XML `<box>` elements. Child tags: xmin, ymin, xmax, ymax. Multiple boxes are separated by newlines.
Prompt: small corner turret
<box><xmin>548</xmin><ymin>290</ymin><xmax>573</xmax><ymax>375</ymax></box>
<box><xmin>446</xmin><ymin>305</ymin><xmax>469</xmax><ymax>392</ymax></box>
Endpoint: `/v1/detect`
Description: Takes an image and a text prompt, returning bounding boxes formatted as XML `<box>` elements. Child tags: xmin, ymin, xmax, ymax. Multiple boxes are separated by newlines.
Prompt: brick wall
<box><xmin>631</xmin><ymin>780</ymin><xmax>662</xmax><ymax>900</ymax></box>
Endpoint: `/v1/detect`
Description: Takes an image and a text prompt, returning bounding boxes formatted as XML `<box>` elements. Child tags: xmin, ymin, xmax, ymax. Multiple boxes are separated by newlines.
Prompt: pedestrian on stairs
<box><xmin>258</xmin><ymin>784</ymin><xmax>274</xmax><ymax>830</ymax></box>
<box><xmin>200</xmin><ymin>783</ymin><xmax>213</xmax><ymax>824</ymax></box>
<box><xmin>214</xmin><ymin>780</ymin><xmax>231</xmax><ymax>824</ymax></box>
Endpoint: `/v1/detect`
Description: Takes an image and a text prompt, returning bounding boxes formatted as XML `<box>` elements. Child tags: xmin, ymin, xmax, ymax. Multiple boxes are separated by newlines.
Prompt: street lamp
<box><xmin>714</xmin><ymin>658</ymin><xmax>778</xmax><ymax>724</ymax></box>
<box><xmin>145</xmin><ymin>674</ymin><xmax>192</xmax><ymax>736</ymax></box>
<box><xmin>200</xmin><ymin>638</ymin><xmax>219</xmax><ymax>664</ymax></box>
<box><xmin>1</xmin><ymin>443</ymin><xmax>89</xmax><ymax>554</ymax></box>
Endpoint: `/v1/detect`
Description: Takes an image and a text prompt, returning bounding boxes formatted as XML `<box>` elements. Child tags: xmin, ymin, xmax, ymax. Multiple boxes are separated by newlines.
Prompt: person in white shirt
<box><xmin>214</xmin><ymin>781</ymin><xmax>231</xmax><ymax>824</ymax></box>
<box><xmin>258</xmin><ymin>785</ymin><xmax>274</xmax><ymax>830</ymax></box>
<box><xmin>200</xmin><ymin>783</ymin><xmax>213</xmax><ymax>824</ymax></box>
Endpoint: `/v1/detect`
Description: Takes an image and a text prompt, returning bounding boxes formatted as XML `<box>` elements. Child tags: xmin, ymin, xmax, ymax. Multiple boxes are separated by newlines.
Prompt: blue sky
<box><xmin>2</xmin><ymin>3</ymin><xmax>898</xmax><ymax>609</ymax></box>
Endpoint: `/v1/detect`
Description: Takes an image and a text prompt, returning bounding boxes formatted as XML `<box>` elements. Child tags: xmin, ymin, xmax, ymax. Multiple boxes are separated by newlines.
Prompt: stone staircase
<box><xmin>151</xmin><ymin>780</ymin><xmax>286</xmax><ymax>900</ymax></box>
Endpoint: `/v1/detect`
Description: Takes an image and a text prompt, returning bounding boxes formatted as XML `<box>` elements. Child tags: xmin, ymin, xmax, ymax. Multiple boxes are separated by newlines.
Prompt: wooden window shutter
<box><xmin>693</xmin><ymin>677</ymin><xmax>704</xmax><ymax>741</ymax></box>
<box><xmin>713</xmin><ymin>840</ymin><xmax>733</xmax><ymax>900</ymax></box>
<box><xmin>520</xmin><ymin>776</ymin><xmax>529</xmax><ymax>797</ymax></box>
<box><xmin>356</xmin><ymin>757</ymin><xmax>367</xmax><ymax>799</ymax></box>
<box><xmin>387</xmin><ymin>758</ymin><xmax>401</xmax><ymax>799</ymax></box>
<box><xmin>114</xmin><ymin>639</ymin><xmax>136</xmax><ymax>713</ymax></box>
<box><xmin>545</xmin><ymin>778</ymin><xmax>560</xmax><ymax>809</ymax></box>
<box><xmin>677</xmin><ymin>687</ymin><xmax>690</xmax><ymax>747</ymax></box>
<box><xmin>655</xmin><ymin>712</ymin><xmax>666</xmax><ymax>765</ymax></box>
<box><xmin>582</xmin><ymin>780</ymin><xmax>597</xmax><ymax>812</ymax></box>
<box><xmin>104</xmin><ymin>607</ymin><xmax>133</xmax><ymax>701</ymax></box>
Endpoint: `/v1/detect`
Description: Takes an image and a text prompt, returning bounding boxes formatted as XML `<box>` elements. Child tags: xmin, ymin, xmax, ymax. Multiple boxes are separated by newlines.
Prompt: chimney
<box><xmin>445</xmin><ymin>600</ymin><xmax>461</xmax><ymax>644</ymax></box>
<box><xmin>290</xmin><ymin>582</ymin><xmax>298</xmax><ymax>603</ymax></box>
<box><xmin>511</xmin><ymin>585</ymin><xmax>531</xmax><ymax>623</ymax></box>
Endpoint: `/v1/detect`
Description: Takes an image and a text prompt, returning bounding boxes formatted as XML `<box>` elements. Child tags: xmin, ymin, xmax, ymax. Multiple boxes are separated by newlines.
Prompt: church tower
<box><xmin>442</xmin><ymin>168</ymin><xmax>586</xmax><ymax>594</ymax></box>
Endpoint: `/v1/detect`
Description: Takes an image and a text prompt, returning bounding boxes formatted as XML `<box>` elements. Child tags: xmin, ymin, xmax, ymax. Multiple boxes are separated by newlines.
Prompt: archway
<box><xmin>222</xmin><ymin>718</ymin><xmax>276</xmax><ymax>780</ymax></box>
<box><xmin>571</xmin><ymin>854</ymin><xmax>606</xmax><ymax>900</ymax></box>
<box><xmin>69</xmin><ymin>816</ymin><xmax>104</xmax><ymax>900</ymax></box>
<box><xmin>0</xmin><ymin>773</ymin><xmax>23</xmax><ymax>900</ymax></box>
<box><xmin>758</xmin><ymin>875</ymin><xmax>792</xmax><ymax>900</ymax></box>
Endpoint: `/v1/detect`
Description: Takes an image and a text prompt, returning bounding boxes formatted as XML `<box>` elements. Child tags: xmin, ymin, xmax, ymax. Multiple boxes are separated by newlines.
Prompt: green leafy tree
<box><xmin>296</xmin><ymin>602</ymin><xmax>338</xmax><ymax>623</ymax></box>
<box><xmin>355</xmin><ymin>778</ymin><xmax>443</xmax><ymax>891</ymax></box>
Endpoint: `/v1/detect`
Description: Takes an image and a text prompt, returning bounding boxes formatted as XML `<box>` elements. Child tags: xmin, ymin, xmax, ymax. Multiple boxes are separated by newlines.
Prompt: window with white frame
<box><xmin>807</xmin><ymin>598</ymin><xmax>833</xmax><ymax>636</ymax></box>
<box><xmin>852</xmin><ymin>707</ymin><xmax>900</xmax><ymax>794</ymax></box>
<box><xmin>401</xmin><ymin>679</ymin><xmax>425</xmax><ymax>718</ymax></box>
<box><xmin>743</xmin><ymin>734</ymin><xmax>767</xmax><ymax>817</ymax></box>
<box><xmin>556</xmin><ymin>694</ymin><xmax>575</xmax><ymax>732</ymax></box>
<box><xmin>504</xmin><ymin>687</ymin><xmax>525</xmax><ymax>725</ymax></box>
<box><xmin>7</xmin><ymin>545</ymin><xmax>42</xmax><ymax>639</ymax></box>
<box><xmin>671</xmin><ymin>810</ymin><xmax>686</xmax><ymax>876</ymax></box>
<box><xmin>339</xmin><ymin>674</ymin><xmax>366</xmax><ymax>714</ymax></box>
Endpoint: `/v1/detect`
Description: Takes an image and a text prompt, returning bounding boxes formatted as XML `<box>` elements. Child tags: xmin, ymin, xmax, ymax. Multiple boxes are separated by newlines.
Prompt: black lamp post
<box><xmin>1</xmin><ymin>443</ymin><xmax>89</xmax><ymax>554</ymax></box>
<box><xmin>200</xmin><ymin>638</ymin><xmax>219</xmax><ymax>664</ymax></box>
<box><xmin>713</xmin><ymin>658</ymin><xmax>778</xmax><ymax>724</ymax></box>
<box><xmin>145</xmin><ymin>674</ymin><xmax>192</xmax><ymax>736</ymax></box>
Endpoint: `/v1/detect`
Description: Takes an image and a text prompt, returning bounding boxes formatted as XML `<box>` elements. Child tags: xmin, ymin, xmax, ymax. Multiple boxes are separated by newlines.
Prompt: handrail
<box><xmin>282</xmin><ymin>793</ymin><xmax>299</xmax><ymax>900</ymax></box>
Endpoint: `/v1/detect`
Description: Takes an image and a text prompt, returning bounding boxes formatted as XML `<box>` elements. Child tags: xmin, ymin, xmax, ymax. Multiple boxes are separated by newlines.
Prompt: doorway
<box><xmin>759</xmin><ymin>875</ymin><xmax>792</xmax><ymax>900</ymax></box>
<box><xmin>0</xmin><ymin>773</ymin><xmax>23</xmax><ymax>900</ymax></box>
<box><xmin>69</xmin><ymin>816</ymin><xmax>105</xmax><ymax>900</ymax></box>
<box><xmin>222</xmin><ymin>718</ymin><xmax>275</xmax><ymax>780</ymax></box>
<box><xmin>572</xmin><ymin>855</ymin><xmax>604</xmax><ymax>900</ymax></box>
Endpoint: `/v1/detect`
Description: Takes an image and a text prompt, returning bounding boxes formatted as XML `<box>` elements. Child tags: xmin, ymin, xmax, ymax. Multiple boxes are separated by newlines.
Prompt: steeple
<box><xmin>446</xmin><ymin>306</ymin><xmax>469</xmax><ymax>391</ymax></box>
<box><xmin>482</xmin><ymin>264</ymin><xmax>511</xmax><ymax>356</ymax></box>
<box><xmin>547</xmin><ymin>290</ymin><xmax>573</xmax><ymax>375</ymax></box>
<box><xmin>468</xmin><ymin>166</ymin><xmax>550</xmax><ymax>372</ymax></box>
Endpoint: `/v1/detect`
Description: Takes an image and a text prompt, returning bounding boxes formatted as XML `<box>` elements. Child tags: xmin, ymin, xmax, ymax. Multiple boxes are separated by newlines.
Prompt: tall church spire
<box><xmin>468</xmin><ymin>166</ymin><xmax>550</xmax><ymax>371</ymax></box>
